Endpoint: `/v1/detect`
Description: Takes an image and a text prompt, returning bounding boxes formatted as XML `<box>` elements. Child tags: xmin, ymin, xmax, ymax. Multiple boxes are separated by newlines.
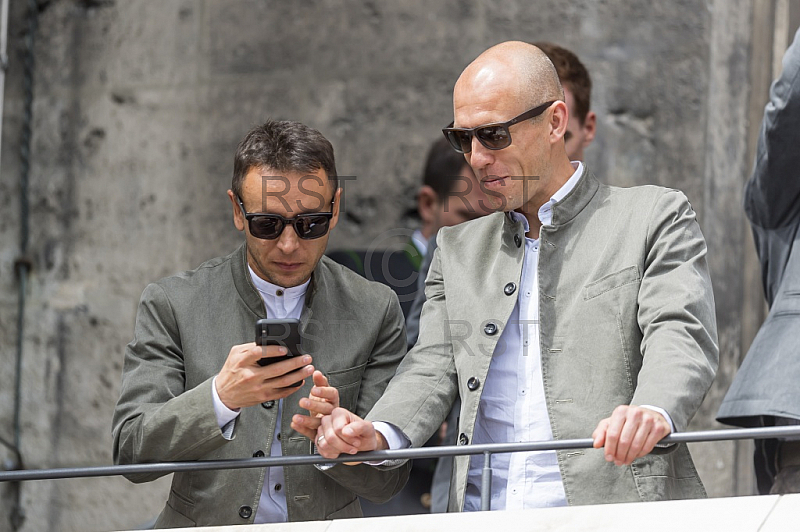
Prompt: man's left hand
<box><xmin>592</xmin><ymin>405</ymin><xmax>671</xmax><ymax>466</ymax></box>
<box><xmin>291</xmin><ymin>371</ymin><xmax>340</xmax><ymax>441</ymax></box>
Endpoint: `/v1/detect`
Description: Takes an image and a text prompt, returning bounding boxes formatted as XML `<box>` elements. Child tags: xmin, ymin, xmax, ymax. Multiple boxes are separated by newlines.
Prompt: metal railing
<box><xmin>2</xmin><ymin>425</ymin><xmax>799</xmax><ymax>511</ymax></box>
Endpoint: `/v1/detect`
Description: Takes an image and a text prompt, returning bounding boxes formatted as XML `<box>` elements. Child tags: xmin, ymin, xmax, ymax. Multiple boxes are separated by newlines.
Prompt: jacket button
<box><xmin>483</xmin><ymin>322</ymin><xmax>498</xmax><ymax>336</ymax></box>
<box><xmin>504</xmin><ymin>282</ymin><xmax>516</xmax><ymax>296</ymax></box>
<box><xmin>239</xmin><ymin>505</ymin><xmax>252</xmax><ymax>519</ymax></box>
<box><xmin>458</xmin><ymin>433</ymin><xmax>469</xmax><ymax>445</ymax></box>
<box><xmin>467</xmin><ymin>377</ymin><xmax>480</xmax><ymax>391</ymax></box>
<box><xmin>253</xmin><ymin>450</ymin><xmax>265</xmax><ymax>458</ymax></box>
<box><xmin>514</xmin><ymin>234</ymin><xmax>522</xmax><ymax>248</ymax></box>
<box><xmin>261</xmin><ymin>400</ymin><xmax>275</xmax><ymax>409</ymax></box>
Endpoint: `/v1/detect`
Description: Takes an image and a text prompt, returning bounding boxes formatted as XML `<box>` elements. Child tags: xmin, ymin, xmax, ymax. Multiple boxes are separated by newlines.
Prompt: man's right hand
<box><xmin>315</xmin><ymin>407</ymin><xmax>388</xmax><ymax>460</ymax></box>
<box><xmin>215</xmin><ymin>342</ymin><xmax>314</xmax><ymax>410</ymax></box>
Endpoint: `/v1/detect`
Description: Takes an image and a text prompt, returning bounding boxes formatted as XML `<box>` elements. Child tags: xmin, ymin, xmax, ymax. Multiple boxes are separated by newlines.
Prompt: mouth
<box><xmin>274</xmin><ymin>262</ymin><xmax>303</xmax><ymax>272</ymax></box>
<box><xmin>482</xmin><ymin>175</ymin><xmax>508</xmax><ymax>188</ymax></box>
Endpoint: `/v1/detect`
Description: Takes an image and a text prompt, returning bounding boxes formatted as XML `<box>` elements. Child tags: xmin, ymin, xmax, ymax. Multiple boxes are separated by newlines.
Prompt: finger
<box><xmin>229</xmin><ymin>342</ymin><xmax>263</xmax><ymax>365</ymax></box>
<box><xmin>614</xmin><ymin>410</ymin><xmax>642</xmax><ymax>465</ymax></box>
<box><xmin>604</xmin><ymin>407</ymin><xmax>627</xmax><ymax>463</ymax></box>
<box><xmin>290</xmin><ymin>414</ymin><xmax>320</xmax><ymax>440</ymax></box>
<box><xmin>592</xmin><ymin>419</ymin><xmax>609</xmax><ymax>449</ymax></box>
<box><xmin>299</xmin><ymin>396</ymin><xmax>336</xmax><ymax>416</ymax></box>
<box><xmin>618</xmin><ymin>414</ymin><xmax>649</xmax><ymax>465</ymax></box>
<box><xmin>259</xmin><ymin>354</ymin><xmax>312</xmax><ymax>378</ymax></box>
<box><xmin>310</xmin><ymin>385</ymin><xmax>339</xmax><ymax>406</ymax></box>
<box><xmin>320</xmin><ymin>414</ymin><xmax>358</xmax><ymax>456</ymax></box>
<box><xmin>268</xmin><ymin>364</ymin><xmax>315</xmax><ymax>389</ymax></box>
<box><xmin>312</xmin><ymin>370</ymin><xmax>330</xmax><ymax>388</ymax></box>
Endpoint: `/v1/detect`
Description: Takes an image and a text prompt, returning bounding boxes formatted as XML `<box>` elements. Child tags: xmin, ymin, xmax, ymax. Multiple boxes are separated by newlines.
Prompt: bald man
<box><xmin>294</xmin><ymin>42</ymin><xmax>718</xmax><ymax>511</ymax></box>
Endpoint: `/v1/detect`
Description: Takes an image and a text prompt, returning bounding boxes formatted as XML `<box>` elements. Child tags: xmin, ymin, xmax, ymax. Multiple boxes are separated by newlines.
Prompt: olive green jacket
<box><xmin>368</xmin><ymin>168</ymin><xmax>718</xmax><ymax>511</ymax></box>
<box><xmin>112</xmin><ymin>245</ymin><xmax>409</xmax><ymax>527</ymax></box>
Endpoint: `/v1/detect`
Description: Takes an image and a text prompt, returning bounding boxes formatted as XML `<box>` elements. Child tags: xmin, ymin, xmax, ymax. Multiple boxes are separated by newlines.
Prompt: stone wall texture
<box><xmin>1</xmin><ymin>0</ymin><xmax>797</xmax><ymax>530</ymax></box>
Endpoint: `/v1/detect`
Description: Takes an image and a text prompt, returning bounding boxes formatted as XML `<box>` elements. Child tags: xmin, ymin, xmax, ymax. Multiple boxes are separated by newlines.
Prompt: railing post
<box><xmin>481</xmin><ymin>451</ymin><xmax>492</xmax><ymax>511</ymax></box>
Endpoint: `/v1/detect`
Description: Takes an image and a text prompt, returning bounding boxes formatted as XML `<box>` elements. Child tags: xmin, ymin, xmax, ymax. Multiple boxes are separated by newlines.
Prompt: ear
<box><xmin>581</xmin><ymin>110</ymin><xmax>597</xmax><ymax>148</ymax></box>
<box><xmin>550</xmin><ymin>100</ymin><xmax>569</xmax><ymax>144</ymax></box>
<box><xmin>329</xmin><ymin>187</ymin><xmax>342</xmax><ymax>231</ymax></box>
<box><xmin>417</xmin><ymin>185</ymin><xmax>440</xmax><ymax>224</ymax></box>
<box><xmin>228</xmin><ymin>190</ymin><xmax>245</xmax><ymax>232</ymax></box>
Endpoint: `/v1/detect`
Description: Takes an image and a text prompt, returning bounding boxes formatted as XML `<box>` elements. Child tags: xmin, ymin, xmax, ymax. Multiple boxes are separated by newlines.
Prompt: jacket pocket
<box><xmin>584</xmin><ymin>266</ymin><xmax>640</xmax><ymax>300</ymax></box>
<box><xmin>325</xmin><ymin>497</ymin><xmax>361</xmax><ymax>519</ymax></box>
<box><xmin>327</xmin><ymin>363</ymin><xmax>367</xmax><ymax>412</ymax></box>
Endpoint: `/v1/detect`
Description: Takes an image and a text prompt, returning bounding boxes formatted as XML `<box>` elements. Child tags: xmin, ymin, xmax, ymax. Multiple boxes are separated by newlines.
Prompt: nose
<box><xmin>467</xmin><ymin>136</ymin><xmax>494</xmax><ymax>172</ymax></box>
<box><xmin>276</xmin><ymin>224</ymin><xmax>300</xmax><ymax>254</ymax></box>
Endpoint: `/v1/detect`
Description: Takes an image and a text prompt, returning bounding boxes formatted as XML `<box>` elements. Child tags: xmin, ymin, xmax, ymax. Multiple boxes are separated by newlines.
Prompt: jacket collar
<box><xmin>502</xmin><ymin>163</ymin><xmax>600</xmax><ymax>232</ymax></box>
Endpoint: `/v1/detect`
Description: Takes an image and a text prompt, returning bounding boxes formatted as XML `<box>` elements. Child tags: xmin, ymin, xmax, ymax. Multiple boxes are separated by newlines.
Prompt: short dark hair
<box><xmin>423</xmin><ymin>137</ymin><xmax>470</xmax><ymax>198</ymax></box>
<box><xmin>534</xmin><ymin>42</ymin><xmax>592</xmax><ymax>124</ymax></box>
<box><xmin>231</xmin><ymin>120</ymin><xmax>338</xmax><ymax>198</ymax></box>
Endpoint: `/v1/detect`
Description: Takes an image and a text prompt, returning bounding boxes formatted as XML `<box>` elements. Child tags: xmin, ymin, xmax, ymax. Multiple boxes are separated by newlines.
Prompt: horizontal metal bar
<box><xmin>2</xmin><ymin>425</ymin><xmax>799</xmax><ymax>483</ymax></box>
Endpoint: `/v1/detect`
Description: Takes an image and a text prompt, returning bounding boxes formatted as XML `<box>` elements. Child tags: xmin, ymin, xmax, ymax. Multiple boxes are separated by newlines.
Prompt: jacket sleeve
<box><xmin>630</xmin><ymin>189</ymin><xmax>719</xmax><ymax>431</ymax></box>
<box><xmin>364</xmin><ymin>247</ymin><xmax>459</xmax><ymax>447</ymax></box>
<box><xmin>321</xmin><ymin>290</ymin><xmax>412</xmax><ymax>503</ymax></box>
<box><xmin>745</xmin><ymin>28</ymin><xmax>800</xmax><ymax>230</ymax></box>
<box><xmin>111</xmin><ymin>283</ymin><xmax>229</xmax><ymax>483</ymax></box>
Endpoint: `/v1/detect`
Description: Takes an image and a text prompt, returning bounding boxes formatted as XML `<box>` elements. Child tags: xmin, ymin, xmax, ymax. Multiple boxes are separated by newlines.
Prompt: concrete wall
<box><xmin>0</xmin><ymin>0</ymin><xmax>793</xmax><ymax>530</ymax></box>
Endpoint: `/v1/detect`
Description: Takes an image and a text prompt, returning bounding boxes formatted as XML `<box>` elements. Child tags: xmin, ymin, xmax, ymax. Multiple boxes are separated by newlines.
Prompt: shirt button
<box><xmin>277</xmin><ymin>432</ymin><xmax>281</xmax><ymax>441</ymax></box>
<box><xmin>275</xmin><ymin>483</ymin><xmax>282</xmax><ymax>492</ymax></box>
<box><xmin>521</xmin><ymin>389</ymin><xmax>527</xmax><ymax>395</ymax></box>
<box><xmin>276</xmin><ymin>289</ymin><xmax>284</xmax><ymax>296</ymax></box>
<box><xmin>238</xmin><ymin>506</ymin><xmax>252</xmax><ymax>519</ymax></box>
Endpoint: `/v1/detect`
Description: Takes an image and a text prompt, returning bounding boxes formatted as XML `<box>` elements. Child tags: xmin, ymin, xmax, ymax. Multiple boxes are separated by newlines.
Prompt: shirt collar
<box><xmin>248</xmin><ymin>265</ymin><xmax>310</xmax><ymax>300</ymax></box>
<box><xmin>509</xmin><ymin>161</ymin><xmax>584</xmax><ymax>232</ymax></box>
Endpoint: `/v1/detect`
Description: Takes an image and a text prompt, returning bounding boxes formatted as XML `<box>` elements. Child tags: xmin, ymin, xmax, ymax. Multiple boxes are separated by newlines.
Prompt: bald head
<box><xmin>454</xmin><ymin>41</ymin><xmax>564</xmax><ymax>118</ymax></box>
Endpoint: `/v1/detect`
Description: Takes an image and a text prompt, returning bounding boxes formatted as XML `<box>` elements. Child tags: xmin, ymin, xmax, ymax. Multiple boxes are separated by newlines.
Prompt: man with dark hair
<box><xmin>112</xmin><ymin>120</ymin><xmax>409</xmax><ymax>527</ymax></box>
<box><xmin>534</xmin><ymin>42</ymin><xmax>596</xmax><ymax>162</ymax></box>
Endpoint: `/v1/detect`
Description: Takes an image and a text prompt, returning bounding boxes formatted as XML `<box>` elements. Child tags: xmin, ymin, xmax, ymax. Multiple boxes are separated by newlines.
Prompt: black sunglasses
<box><xmin>237</xmin><ymin>196</ymin><xmax>335</xmax><ymax>240</ymax></box>
<box><xmin>442</xmin><ymin>100</ymin><xmax>557</xmax><ymax>154</ymax></box>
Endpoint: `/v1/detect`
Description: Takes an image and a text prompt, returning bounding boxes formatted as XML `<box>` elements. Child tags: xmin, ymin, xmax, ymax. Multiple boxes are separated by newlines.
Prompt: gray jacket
<box><xmin>368</xmin><ymin>167</ymin><xmax>718</xmax><ymax>510</ymax></box>
<box><xmin>717</xmin><ymin>29</ymin><xmax>800</xmax><ymax>427</ymax></box>
<box><xmin>112</xmin><ymin>244</ymin><xmax>410</xmax><ymax>527</ymax></box>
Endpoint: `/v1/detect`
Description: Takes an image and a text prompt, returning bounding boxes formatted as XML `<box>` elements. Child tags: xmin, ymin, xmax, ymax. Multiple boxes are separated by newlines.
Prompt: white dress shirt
<box><xmin>211</xmin><ymin>267</ymin><xmax>309</xmax><ymax>523</ymax></box>
<box><xmin>378</xmin><ymin>162</ymin><xmax>674</xmax><ymax>511</ymax></box>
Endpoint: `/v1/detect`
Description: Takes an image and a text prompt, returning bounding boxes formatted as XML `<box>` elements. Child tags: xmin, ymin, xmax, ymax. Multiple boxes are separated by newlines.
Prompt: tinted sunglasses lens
<box><xmin>445</xmin><ymin>130</ymin><xmax>471</xmax><ymax>154</ymax></box>
<box><xmin>295</xmin><ymin>215</ymin><xmax>331</xmax><ymax>239</ymax></box>
<box><xmin>476</xmin><ymin>125</ymin><xmax>511</xmax><ymax>150</ymax></box>
<box><xmin>249</xmin><ymin>216</ymin><xmax>283</xmax><ymax>239</ymax></box>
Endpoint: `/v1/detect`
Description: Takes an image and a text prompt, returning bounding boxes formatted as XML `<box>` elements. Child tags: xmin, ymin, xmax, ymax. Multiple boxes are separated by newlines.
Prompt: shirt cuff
<box><xmin>641</xmin><ymin>405</ymin><xmax>675</xmax><ymax>448</ymax></box>
<box><xmin>212</xmin><ymin>375</ymin><xmax>240</xmax><ymax>439</ymax></box>
<box><xmin>366</xmin><ymin>421</ymin><xmax>411</xmax><ymax>465</ymax></box>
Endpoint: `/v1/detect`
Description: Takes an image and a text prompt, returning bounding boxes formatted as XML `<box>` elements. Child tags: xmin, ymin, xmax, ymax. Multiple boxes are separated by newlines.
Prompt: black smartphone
<box><xmin>255</xmin><ymin>318</ymin><xmax>303</xmax><ymax>367</ymax></box>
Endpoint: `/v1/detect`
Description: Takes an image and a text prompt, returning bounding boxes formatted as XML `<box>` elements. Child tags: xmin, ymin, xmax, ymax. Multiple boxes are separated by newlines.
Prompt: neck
<box><xmin>518</xmin><ymin>156</ymin><xmax>575</xmax><ymax>239</ymax></box>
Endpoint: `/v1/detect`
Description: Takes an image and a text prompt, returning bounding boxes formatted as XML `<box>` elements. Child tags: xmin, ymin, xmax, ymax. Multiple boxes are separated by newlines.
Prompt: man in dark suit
<box><xmin>717</xmin><ymin>28</ymin><xmax>800</xmax><ymax>495</ymax></box>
